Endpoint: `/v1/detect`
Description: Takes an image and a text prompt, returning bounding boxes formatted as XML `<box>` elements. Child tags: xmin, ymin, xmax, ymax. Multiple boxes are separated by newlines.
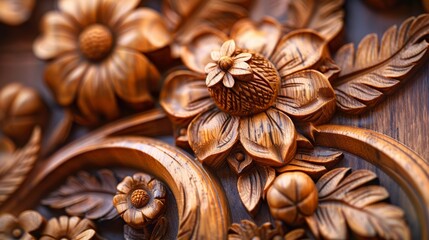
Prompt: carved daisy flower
<box><xmin>33</xmin><ymin>0</ymin><xmax>171</xmax><ymax>125</ymax></box>
<box><xmin>41</xmin><ymin>216</ymin><xmax>97</xmax><ymax>240</ymax></box>
<box><xmin>113</xmin><ymin>173</ymin><xmax>166</xmax><ymax>229</ymax></box>
<box><xmin>205</xmin><ymin>40</ymin><xmax>253</xmax><ymax>88</ymax></box>
<box><xmin>161</xmin><ymin>17</ymin><xmax>337</xmax><ymax>168</ymax></box>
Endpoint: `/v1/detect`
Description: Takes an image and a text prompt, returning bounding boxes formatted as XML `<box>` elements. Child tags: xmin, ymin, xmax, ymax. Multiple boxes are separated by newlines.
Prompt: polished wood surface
<box><xmin>0</xmin><ymin>0</ymin><xmax>428</xmax><ymax>239</ymax></box>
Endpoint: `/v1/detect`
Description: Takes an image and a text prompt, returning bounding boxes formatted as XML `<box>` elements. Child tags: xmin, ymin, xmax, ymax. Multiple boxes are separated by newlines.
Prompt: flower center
<box><xmin>12</xmin><ymin>228</ymin><xmax>23</xmax><ymax>238</ymax></box>
<box><xmin>208</xmin><ymin>50</ymin><xmax>281</xmax><ymax>116</ymax></box>
<box><xmin>218</xmin><ymin>56</ymin><xmax>234</xmax><ymax>71</ymax></box>
<box><xmin>130</xmin><ymin>189</ymin><xmax>150</xmax><ymax>208</ymax></box>
<box><xmin>79</xmin><ymin>24</ymin><xmax>113</xmax><ymax>61</ymax></box>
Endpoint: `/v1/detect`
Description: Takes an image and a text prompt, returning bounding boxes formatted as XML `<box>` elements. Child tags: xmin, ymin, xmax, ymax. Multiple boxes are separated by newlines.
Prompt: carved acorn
<box><xmin>0</xmin><ymin>83</ymin><xmax>47</xmax><ymax>145</ymax></box>
<box><xmin>267</xmin><ymin>172</ymin><xmax>318</xmax><ymax>225</ymax></box>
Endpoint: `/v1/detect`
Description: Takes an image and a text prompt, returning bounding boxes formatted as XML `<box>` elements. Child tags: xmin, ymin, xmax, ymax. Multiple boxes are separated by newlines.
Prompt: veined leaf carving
<box><xmin>42</xmin><ymin>169</ymin><xmax>119</xmax><ymax>221</ymax></box>
<box><xmin>277</xmin><ymin>147</ymin><xmax>343</xmax><ymax>179</ymax></box>
<box><xmin>333</xmin><ymin>14</ymin><xmax>429</xmax><ymax>114</ymax></box>
<box><xmin>237</xmin><ymin>166</ymin><xmax>275</xmax><ymax>215</ymax></box>
<box><xmin>306</xmin><ymin>168</ymin><xmax>410</xmax><ymax>239</ymax></box>
<box><xmin>162</xmin><ymin>0</ymin><xmax>251</xmax><ymax>55</ymax></box>
<box><xmin>0</xmin><ymin>128</ymin><xmax>40</xmax><ymax>205</ymax></box>
<box><xmin>284</xmin><ymin>0</ymin><xmax>344</xmax><ymax>41</ymax></box>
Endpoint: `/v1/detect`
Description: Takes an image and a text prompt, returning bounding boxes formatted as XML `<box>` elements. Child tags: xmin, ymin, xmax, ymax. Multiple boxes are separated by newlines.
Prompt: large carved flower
<box><xmin>161</xmin><ymin>18</ymin><xmax>337</xmax><ymax>168</ymax></box>
<box><xmin>113</xmin><ymin>173</ymin><xmax>166</xmax><ymax>229</ymax></box>
<box><xmin>33</xmin><ymin>0</ymin><xmax>171</xmax><ymax>125</ymax></box>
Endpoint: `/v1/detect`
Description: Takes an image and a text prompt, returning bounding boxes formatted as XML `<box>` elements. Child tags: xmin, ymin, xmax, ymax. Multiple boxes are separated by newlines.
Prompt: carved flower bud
<box><xmin>267</xmin><ymin>172</ymin><xmax>318</xmax><ymax>225</ymax></box>
<box><xmin>208</xmin><ymin>50</ymin><xmax>280</xmax><ymax>116</ymax></box>
<box><xmin>0</xmin><ymin>83</ymin><xmax>47</xmax><ymax>145</ymax></box>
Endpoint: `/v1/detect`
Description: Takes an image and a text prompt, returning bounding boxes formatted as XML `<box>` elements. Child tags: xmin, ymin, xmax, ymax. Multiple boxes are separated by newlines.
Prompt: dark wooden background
<box><xmin>0</xmin><ymin>0</ymin><xmax>427</xmax><ymax>239</ymax></box>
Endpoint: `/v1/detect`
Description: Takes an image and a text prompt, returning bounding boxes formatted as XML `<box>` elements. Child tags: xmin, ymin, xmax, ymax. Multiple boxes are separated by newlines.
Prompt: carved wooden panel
<box><xmin>1</xmin><ymin>0</ymin><xmax>429</xmax><ymax>239</ymax></box>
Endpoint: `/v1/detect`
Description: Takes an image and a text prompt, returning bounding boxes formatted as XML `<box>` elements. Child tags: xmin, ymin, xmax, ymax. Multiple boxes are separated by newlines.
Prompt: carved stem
<box><xmin>314</xmin><ymin>125</ymin><xmax>429</xmax><ymax>239</ymax></box>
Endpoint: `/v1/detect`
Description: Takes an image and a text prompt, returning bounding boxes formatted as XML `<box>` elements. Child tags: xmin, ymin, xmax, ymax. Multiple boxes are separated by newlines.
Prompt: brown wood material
<box><xmin>1</xmin><ymin>0</ymin><xmax>429</xmax><ymax>239</ymax></box>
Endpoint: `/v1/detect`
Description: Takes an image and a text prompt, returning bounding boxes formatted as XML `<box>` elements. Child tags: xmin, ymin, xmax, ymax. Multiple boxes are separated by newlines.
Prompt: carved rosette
<box><xmin>33</xmin><ymin>0</ymin><xmax>171</xmax><ymax>125</ymax></box>
<box><xmin>113</xmin><ymin>173</ymin><xmax>167</xmax><ymax>229</ymax></box>
<box><xmin>161</xmin><ymin>18</ymin><xmax>337</xmax><ymax>169</ymax></box>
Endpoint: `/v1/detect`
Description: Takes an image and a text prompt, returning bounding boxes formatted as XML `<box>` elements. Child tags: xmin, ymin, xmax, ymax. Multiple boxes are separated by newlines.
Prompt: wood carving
<box><xmin>0</xmin><ymin>0</ymin><xmax>34</xmax><ymax>25</ymax></box>
<box><xmin>161</xmin><ymin>21</ymin><xmax>337</xmax><ymax>169</ymax></box>
<box><xmin>2</xmin><ymin>0</ymin><xmax>429</xmax><ymax>239</ymax></box>
<box><xmin>33</xmin><ymin>0</ymin><xmax>171</xmax><ymax>125</ymax></box>
<box><xmin>307</xmin><ymin>168</ymin><xmax>409</xmax><ymax>239</ymax></box>
<box><xmin>282</xmin><ymin>0</ymin><xmax>344</xmax><ymax>42</ymax></box>
<box><xmin>228</xmin><ymin>220</ymin><xmax>309</xmax><ymax>240</ymax></box>
<box><xmin>0</xmin><ymin>128</ymin><xmax>40</xmax><ymax>206</ymax></box>
<box><xmin>0</xmin><ymin>83</ymin><xmax>47</xmax><ymax>146</ymax></box>
<box><xmin>42</xmin><ymin>169</ymin><xmax>119</xmax><ymax>221</ymax></box>
<box><xmin>333</xmin><ymin>14</ymin><xmax>429</xmax><ymax>114</ymax></box>
<box><xmin>162</xmin><ymin>0</ymin><xmax>252</xmax><ymax>57</ymax></box>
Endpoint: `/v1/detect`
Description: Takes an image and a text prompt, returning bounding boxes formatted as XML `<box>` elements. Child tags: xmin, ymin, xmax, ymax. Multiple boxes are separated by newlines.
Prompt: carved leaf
<box><xmin>277</xmin><ymin>147</ymin><xmax>343</xmax><ymax>179</ymax></box>
<box><xmin>162</xmin><ymin>0</ymin><xmax>251</xmax><ymax>53</ymax></box>
<box><xmin>284</xmin><ymin>0</ymin><xmax>344</xmax><ymax>41</ymax></box>
<box><xmin>306</xmin><ymin>168</ymin><xmax>410</xmax><ymax>239</ymax></box>
<box><xmin>237</xmin><ymin>166</ymin><xmax>275</xmax><ymax>215</ymax></box>
<box><xmin>333</xmin><ymin>14</ymin><xmax>429</xmax><ymax>114</ymax></box>
<box><xmin>0</xmin><ymin>128</ymin><xmax>40</xmax><ymax>205</ymax></box>
<box><xmin>150</xmin><ymin>217</ymin><xmax>168</xmax><ymax>240</ymax></box>
<box><xmin>42</xmin><ymin>169</ymin><xmax>119</xmax><ymax>221</ymax></box>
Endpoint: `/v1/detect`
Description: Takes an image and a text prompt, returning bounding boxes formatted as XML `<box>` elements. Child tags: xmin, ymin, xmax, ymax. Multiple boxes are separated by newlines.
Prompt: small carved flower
<box><xmin>0</xmin><ymin>211</ymin><xmax>44</xmax><ymax>240</ymax></box>
<box><xmin>205</xmin><ymin>40</ymin><xmax>253</xmax><ymax>88</ymax></box>
<box><xmin>41</xmin><ymin>216</ymin><xmax>97</xmax><ymax>240</ymax></box>
<box><xmin>33</xmin><ymin>0</ymin><xmax>171</xmax><ymax>125</ymax></box>
<box><xmin>267</xmin><ymin>172</ymin><xmax>318</xmax><ymax>225</ymax></box>
<box><xmin>0</xmin><ymin>83</ymin><xmax>47</xmax><ymax>146</ymax></box>
<box><xmin>161</xmin><ymin>18</ymin><xmax>337</xmax><ymax>168</ymax></box>
<box><xmin>228</xmin><ymin>220</ymin><xmax>285</xmax><ymax>240</ymax></box>
<box><xmin>113</xmin><ymin>173</ymin><xmax>166</xmax><ymax>229</ymax></box>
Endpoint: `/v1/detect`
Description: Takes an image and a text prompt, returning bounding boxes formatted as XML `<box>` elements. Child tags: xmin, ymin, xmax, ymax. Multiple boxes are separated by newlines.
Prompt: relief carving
<box><xmin>1</xmin><ymin>0</ymin><xmax>429</xmax><ymax>239</ymax></box>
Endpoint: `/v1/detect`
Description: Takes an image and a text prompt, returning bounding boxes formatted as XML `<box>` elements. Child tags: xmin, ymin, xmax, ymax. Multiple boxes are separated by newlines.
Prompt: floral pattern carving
<box><xmin>0</xmin><ymin>210</ymin><xmax>45</xmax><ymax>240</ymax></box>
<box><xmin>161</xmin><ymin>17</ymin><xmax>337</xmax><ymax>168</ymax></box>
<box><xmin>42</xmin><ymin>169</ymin><xmax>119</xmax><ymax>221</ymax></box>
<box><xmin>228</xmin><ymin>220</ymin><xmax>309</xmax><ymax>240</ymax></box>
<box><xmin>33</xmin><ymin>0</ymin><xmax>171</xmax><ymax>125</ymax></box>
<box><xmin>113</xmin><ymin>173</ymin><xmax>167</xmax><ymax>229</ymax></box>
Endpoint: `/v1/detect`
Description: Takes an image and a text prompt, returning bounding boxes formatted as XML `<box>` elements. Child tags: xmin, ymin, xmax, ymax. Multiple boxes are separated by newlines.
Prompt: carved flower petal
<box><xmin>204</xmin><ymin>62</ymin><xmax>218</xmax><ymax>73</ymax></box>
<box><xmin>182</xmin><ymin>28</ymin><xmax>228</xmax><ymax>73</ymax></box>
<box><xmin>44</xmin><ymin>53</ymin><xmax>87</xmax><ymax>106</ymax></box>
<box><xmin>206</xmin><ymin>68</ymin><xmax>226</xmax><ymax>87</ymax></box>
<box><xmin>147</xmin><ymin>180</ymin><xmax>166</xmax><ymax>199</ymax></box>
<box><xmin>107</xmin><ymin>0</ymin><xmax>140</xmax><ymax>26</ymax></box>
<box><xmin>33</xmin><ymin>25</ymin><xmax>77</xmax><ymax>60</ymax></box>
<box><xmin>116</xmin><ymin>8</ymin><xmax>171</xmax><ymax>52</ymax></box>
<box><xmin>276</xmin><ymin>70</ymin><xmax>336</xmax><ymax>125</ymax></box>
<box><xmin>74</xmin><ymin>229</ymin><xmax>96</xmax><ymax>240</ymax></box>
<box><xmin>77</xmin><ymin>65</ymin><xmax>119</xmax><ymax>125</ymax></box>
<box><xmin>58</xmin><ymin>0</ymin><xmax>97</xmax><ymax>27</ymax></box>
<box><xmin>233</xmin><ymin>52</ymin><xmax>252</xmax><ymax>62</ymax></box>
<box><xmin>160</xmin><ymin>70</ymin><xmax>215</xmax><ymax>124</ymax></box>
<box><xmin>142</xmin><ymin>199</ymin><xmax>165</xmax><ymax>220</ymax></box>
<box><xmin>188</xmin><ymin>108</ymin><xmax>240</xmax><ymax>167</ymax></box>
<box><xmin>220</xmin><ymin>39</ymin><xmax>236</xmax><ymax>57</ymax></box>
<box><xmin>211</xmin><ymin>51</ymin><xmax>221</xmax><ymax>61</ymax></box>
<box><xmin>0</xmin><ymin>214</ymin><xmax>17</xmax><ymax>232</ymax></box>
<box><xmin>106</xmin><ymin>48</ymin><xmax>159</xmax><ymax>106</ymax></box>
<box><xmin>223</xmin><ymin>73</ymin><xmax>235</xmax><ymax>88</ymax></box>
<box><xmin>271</xmin><ymin>31</ymin><xmax>327</xmax><ymax>77</ymax></box>
<box><xmin>231</xmin><ymin>17</ymin><xmax>282</xmax><ymax>58</ymax></box>
<box><xmin>229</xmin><ymin>62</ymin><xmax>252</xmax><ymax>76</ymax></box>
<box><xmin>117</xmin><ymin>176</ymin><xmax>133</xmax><ymax>194</ymax></box>
<box><xmin>240</xmin><ymin>109</ymin><xmax>297</xmax><ymax>167</ymax></box>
